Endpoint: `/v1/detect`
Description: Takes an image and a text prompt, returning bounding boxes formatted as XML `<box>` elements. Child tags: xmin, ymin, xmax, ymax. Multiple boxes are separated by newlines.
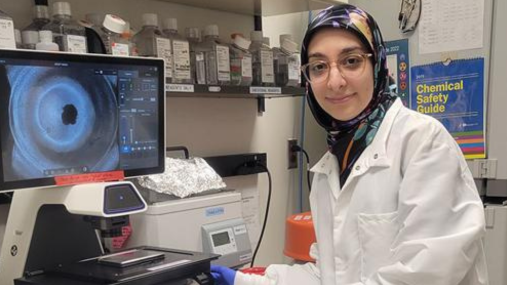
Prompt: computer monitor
<box><xmin>0</xmin><ymin>50</ymin><xmax>166</xmax><ymax>192</ymax></box>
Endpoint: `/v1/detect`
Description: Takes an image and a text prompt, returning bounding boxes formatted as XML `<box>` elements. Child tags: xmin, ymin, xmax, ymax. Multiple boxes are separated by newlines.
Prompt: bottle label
<box><xmin>156</xmin><ymin>37</ymin><xmax>173</xmax><ymax>78</ymax></box>
<box><xmin>64</xmin><ymin>35</ymin><xmax>87</xmax><ymax>54</ymax></box>
<box><xmin>111</xmin><ymin>42</ymin><xmax>130</xmax><ymax>56</ymax></box>
<box><xmin>195</xmin><ymin>52</ymin><xmax>206</xmax><ymax>85</ymax></box>
<box><xmin>241</xmin><ymin>54</ymin><xmax>252</xmax><ymax>78</ymax></box>
<box><xmin>216</xmin><ymin>45</ymin><xmax>230</xmax><ymax>82</ymax></box>
<box><xmin>288</xmin><ymin>53</ymin><xmax>301</xmax><ymax>83</ymax></box>
<box><xmin>230</xmin><ymin>58</ymin><xmax>241</xmax><ymax>82</ymax></box>
<box><xmin>260</xmin><ymin>50</ymin><xmax>274</xmax><ymax>83</ymax></box>
<box><xmin>0</xmin><ymin>19</ymin><xmax>15</xmax><ymax>49</ymax></box>
<box><xmin>172</xmin><ymin>40</ymin><xmax>191</xmax><ymax>80</ymax></box>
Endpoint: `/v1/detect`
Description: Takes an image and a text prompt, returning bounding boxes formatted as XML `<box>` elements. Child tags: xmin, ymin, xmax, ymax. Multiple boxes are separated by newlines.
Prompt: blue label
<box><xmin>206</xmin><ymin>207</ymin><xmax>225</xmax><ymax>217</ymax></box>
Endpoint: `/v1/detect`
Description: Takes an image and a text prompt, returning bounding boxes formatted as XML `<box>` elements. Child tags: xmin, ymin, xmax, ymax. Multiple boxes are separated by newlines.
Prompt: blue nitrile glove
<box><xmin>210</xmin><ymin>265</ymin><xmax>237</xmax><ymax>285</ymax></box>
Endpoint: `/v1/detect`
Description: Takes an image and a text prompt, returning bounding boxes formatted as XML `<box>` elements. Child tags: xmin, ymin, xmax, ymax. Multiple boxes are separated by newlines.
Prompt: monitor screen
<box><xmin>0</xmin><ymin>50</ymin><xmax>165</xmax><ymax>192</ymax></box>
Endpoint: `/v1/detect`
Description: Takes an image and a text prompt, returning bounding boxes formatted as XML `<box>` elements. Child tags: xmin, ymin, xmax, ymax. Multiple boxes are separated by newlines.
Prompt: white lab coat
<box><xmin>235</xmin><ymin>98</ymin><xmax>488</xmax><ymax>285</ymax></box>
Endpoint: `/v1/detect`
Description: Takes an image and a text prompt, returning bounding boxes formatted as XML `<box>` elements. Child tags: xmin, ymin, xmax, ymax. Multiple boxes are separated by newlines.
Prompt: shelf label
<box><xmin>166</xmin><ymin>84</ymin><xmax>194</xmax><ymax>92</ymax></box>
<box><xmin>208</xmin><ymin>86</ymin><xmax>222</xmax><ymax>92</ymax></box>
<box><xmin>249</xmin><ymin>86</ymin><xmax>282</xmax><ymax>94</ymax></box>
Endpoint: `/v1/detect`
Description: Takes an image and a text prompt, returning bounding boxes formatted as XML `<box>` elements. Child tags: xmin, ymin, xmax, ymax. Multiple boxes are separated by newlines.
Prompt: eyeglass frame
<box><xmin>301</xmin><ymin>52</ymin><xmax>374</xmax><ymax>84</ymax></box>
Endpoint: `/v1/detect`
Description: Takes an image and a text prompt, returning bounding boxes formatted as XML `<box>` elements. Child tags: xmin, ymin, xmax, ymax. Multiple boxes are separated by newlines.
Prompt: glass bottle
<box><xmin>275</xmin><ymin>37</ymin><xmax>300</xmax><ymax>87</ymax></box>
<box><xmin>43</xmin><ymin>2</ymin><xmax>87</xmax><ymax>53</ymax></box>
<box><xmin>186</xmin><ymin>27</ymin><xmax>206</xmax><ymax>84</ymax></box>
<box><xmin>121</xmin><ymin>21</ymin><xmax>138</xmax><ymax>56</ymax></box>
<box><xmin>14</xmin><ymin>29</ymin><xmax>21</xmax><ymax>49</ymax></box>
<box><xmin>162</xmin><ymin>18</ymin><xmax>192</xmax><ymax>84</ymax></box>
<box><xmin>229</xmin><ymin>34</ymin><xmax>252</xmax><ymax>86</ymax></box>
<box><xmin>21</xmin><ymin>30</ymin><xmax>39</xmax><ymax>49</ymax></box>
<box><xmin>273</xmin><ymin>34</ymin><xmax>300</xmax><ymax>87</ymax></box>
<box><xmin>250</xmin><ymin>31</ymin><xmax>274</xmax><ymax>86</ymax></box>
<box><xmin>273</xmin><ymin>34</ymin><xmax>290</xmax><ymax>86</ymax></box>
<box><xmin>36</xmin><ymin>30</ymin><xmax>59</xmax><ymax>51</ymax></box>
<box><xmin>99</xmin><ymin>14</ymin><xmax>129</xmax><ymax>56</ymax></box>
<box><xmin>132</xmin><ymin>14</ymin><xmax>173</xmax><ymax>81</ymax></box>
<box><xmin>202</xmin><ymin>24</ymin><xmax>230</xmax><ymax>85</ymax></box>
<box><xmin>23</xmin><ymin>0</ymin><xmax>51</xmax><ymax>32</ymax></box>
<box><xmin>0</xmin><ymin>9</ymin><xmax>16</xmax><ymax>49</ymax></box>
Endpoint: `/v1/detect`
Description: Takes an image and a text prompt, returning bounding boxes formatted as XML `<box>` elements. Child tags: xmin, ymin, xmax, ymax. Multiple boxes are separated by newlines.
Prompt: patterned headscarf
<box><xmin>302</xmin><ymin>4</ymin><xmax>398</xmax><ymax>186</ymax></box>
<box><xmin>302</xmin><ymin>4</ymin><xmax>394</xmax><ymax>132</ymax></box>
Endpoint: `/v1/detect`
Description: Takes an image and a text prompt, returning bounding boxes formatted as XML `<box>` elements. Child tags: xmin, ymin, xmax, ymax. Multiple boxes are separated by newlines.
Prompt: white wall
<box><xmin>0</xmin><ymin>0</ymin><xmax>329</xmax><ymax>266</ymax></box>
<box><xmin>262</xmin><ymin>11</ymin><xmax>328</xmax><ymax>213</ymax></box>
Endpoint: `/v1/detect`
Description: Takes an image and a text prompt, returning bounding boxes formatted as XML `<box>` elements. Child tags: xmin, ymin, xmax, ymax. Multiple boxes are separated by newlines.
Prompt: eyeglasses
<box><xmin>301</xmin><ymin>53</ymin><xmax>373</xmax><ymax>84</ymax></box>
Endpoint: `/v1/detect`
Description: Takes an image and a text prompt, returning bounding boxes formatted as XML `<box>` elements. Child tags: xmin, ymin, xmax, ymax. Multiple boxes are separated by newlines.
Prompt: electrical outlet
<box><xmin>288</xmin><ymin>139</ymin><xmax>298</xmax><ymax>169</ymax></box>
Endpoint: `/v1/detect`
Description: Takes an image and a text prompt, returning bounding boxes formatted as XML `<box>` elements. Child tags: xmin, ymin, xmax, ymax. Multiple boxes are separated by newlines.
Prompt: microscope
<box><xmin>0</xmin><ymin>182</ymin><xmax>217</xmax><ymax>285</ymax></box>
<box><xmin>0</xmin><ymin>50</ymin><xmax>217</xmax><ymax>284</ymax></box>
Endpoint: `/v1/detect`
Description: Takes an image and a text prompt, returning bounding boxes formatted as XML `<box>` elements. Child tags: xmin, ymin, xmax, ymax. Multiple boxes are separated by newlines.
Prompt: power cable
<box><xmin>249</xmin><ymin>162</ymin><xmax>272</xmax><ymax>267</ymax></box>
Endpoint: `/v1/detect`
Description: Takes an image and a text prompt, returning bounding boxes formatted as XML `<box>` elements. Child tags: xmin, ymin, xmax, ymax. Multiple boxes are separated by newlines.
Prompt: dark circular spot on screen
<box><xmin>62</xmin><ymin>104</ymin><xmax>78</xmax><ymax>125</ymax></box>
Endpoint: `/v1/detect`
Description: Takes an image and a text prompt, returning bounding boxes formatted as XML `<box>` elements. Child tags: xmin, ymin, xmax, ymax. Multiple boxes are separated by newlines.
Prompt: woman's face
<box><xmin>307</xmin><ymin>28</ymin><xmax>374</xmax><ymax>121</ymax></box>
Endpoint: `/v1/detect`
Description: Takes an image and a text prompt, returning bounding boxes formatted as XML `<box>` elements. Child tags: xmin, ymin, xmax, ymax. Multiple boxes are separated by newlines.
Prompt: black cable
<box><xmin>291</xmin><ymin>145</ymin><xmax>312</xmax><ymax>191</ymax></box>
<box><xmin>250</xmin><ymin>162</ymin><xmax>272</xmax><ymax>268</ymax></box>
<box><xmin>300</xmin><ymin>149</ymin><xmax>312</xmax><ymax>192</ymax></box>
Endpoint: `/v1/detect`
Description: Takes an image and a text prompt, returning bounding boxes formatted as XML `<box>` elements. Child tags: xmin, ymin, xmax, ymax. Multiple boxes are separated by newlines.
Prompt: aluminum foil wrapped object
<box><xmin>136</xmin><ymin>157</ymin><xmax>227</xmax><ymax>198</ymax></box>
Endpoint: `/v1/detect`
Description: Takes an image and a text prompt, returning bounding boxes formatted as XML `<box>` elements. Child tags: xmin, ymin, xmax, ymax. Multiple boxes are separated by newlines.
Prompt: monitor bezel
<box><xmin>0</xmin><ymin>49</ymin><xmax>166</xmax><ymax>192</ymax></box>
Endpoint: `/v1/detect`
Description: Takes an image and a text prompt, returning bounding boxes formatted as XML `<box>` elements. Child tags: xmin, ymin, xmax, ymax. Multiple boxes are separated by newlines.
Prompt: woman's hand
<box><xmin>210</xmin><ymin>265</ymin><xmax>237</xmax><ymax>285</ymax></box>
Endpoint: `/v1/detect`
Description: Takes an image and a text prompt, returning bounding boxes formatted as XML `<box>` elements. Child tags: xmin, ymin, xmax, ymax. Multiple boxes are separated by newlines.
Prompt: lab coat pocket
<box><xmin>357</xmin><ymin>211</ymin><xmax>399</xmax><ymax>281</ymax></box>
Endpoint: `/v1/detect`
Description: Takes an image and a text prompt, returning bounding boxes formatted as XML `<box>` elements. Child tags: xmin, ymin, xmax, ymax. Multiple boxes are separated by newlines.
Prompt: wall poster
<box><xmin>411</xmin><ymin>58</ymin><xmax>485</xmax><ymax>159</ymax></box>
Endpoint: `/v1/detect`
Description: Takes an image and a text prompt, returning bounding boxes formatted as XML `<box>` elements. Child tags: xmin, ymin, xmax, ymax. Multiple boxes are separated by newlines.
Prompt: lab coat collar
<box><xmin>311</xmin><ymin>98</ymin><xmax>403</xmax><ymax>176</ymax></box>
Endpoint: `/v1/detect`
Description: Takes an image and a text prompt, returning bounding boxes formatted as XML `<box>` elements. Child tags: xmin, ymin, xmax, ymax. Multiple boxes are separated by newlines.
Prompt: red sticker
<box><xmin>112</xmin><ymin>225</ymin><xmax>132</xmax><ymax>249</ymax></box>
<box><xmin>54</xmin><ymin>170</ymin><xmax>125</xmax><ymax>186</ymax></box>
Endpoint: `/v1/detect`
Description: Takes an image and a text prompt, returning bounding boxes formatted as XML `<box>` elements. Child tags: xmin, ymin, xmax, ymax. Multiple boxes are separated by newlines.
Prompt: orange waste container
<box><xmin>283</xmin><ymin>212</ymin><xmax>316</xmax><ymax>262</ymax></box>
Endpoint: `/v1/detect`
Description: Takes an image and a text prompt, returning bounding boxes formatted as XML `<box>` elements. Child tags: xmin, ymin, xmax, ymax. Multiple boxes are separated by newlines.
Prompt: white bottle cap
<box><xmin>185</xmin><ymin>27</ymin><xmax>201</xmax><ymax>39</ymax></box>
<box><xmin>233</xmin><ymin>35</ymin><xmax>251</xmax><ymax>50</ymax></box>
<box><xmin>52</xmin><ymin>2</ymin><xmax>71</xmax><ymax>16</ymax></box>
<box><xmin>263</xmin><ymin>36</ymin><xmax>270</xmax><ymax>46</ymax></box>
<box><xmin>85</xmin><ymin>13</ymin><xmax>104</xmax><ymax>27</ymax></box>
<box><xmin>204</xmin><ymin>25</ymin><xmax>219</xmax><ymax>37</ymax></box>
<box><xmin>281</xmin><ymin>38</ymin><xmax>298</xmax><ymax>53</ymax></box>
<box><xmin>163</xmin><ymin>18</ymin><xmax>178</xmax><ymax>31</ymax></box>
<box><xmin>250</xmin><ymin>31</ymin><xmax>263</xmax><ymax>42</ymax></box>
<box><xmin>142</xmin><ymin>13</ymin><xmax>158</xmax><ymax>27</ymax></box>
<box><xmin>279</xmin><ymin>34</ymin><xmax>292</xmax><ymax>44</ymax></box>
<box><xmin>14</xmin><ymin>29</ymin><xmax>21</xmax><ymax>45</ymax></box>
<box><xmin>22</xmin><ymin>30</ymin><xmax>40</xmax><ymax>45</ymax></box>
<box><xmin>103</xmin><ymin>14</ymin><xmax>126</xmax><ymax>34</ymax></box>
<box><xmin>39</xmin><ymin>30</ymin><xmax>53</xmax><ymax>43</ymax></box>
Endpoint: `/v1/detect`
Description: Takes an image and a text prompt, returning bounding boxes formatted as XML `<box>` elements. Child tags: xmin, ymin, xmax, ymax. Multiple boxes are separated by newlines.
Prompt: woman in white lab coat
<box><xmin>211</xmin><ymin>4</ymin><xmax>488</xmax><ymax>285</ymax></box>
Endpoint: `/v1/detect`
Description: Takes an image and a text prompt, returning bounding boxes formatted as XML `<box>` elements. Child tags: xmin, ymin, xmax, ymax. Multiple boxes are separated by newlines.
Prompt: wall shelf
<box><xmin>166</xmin><ymin>84</ymin><xmax>305</xmax><ymax>113</ymax></box>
